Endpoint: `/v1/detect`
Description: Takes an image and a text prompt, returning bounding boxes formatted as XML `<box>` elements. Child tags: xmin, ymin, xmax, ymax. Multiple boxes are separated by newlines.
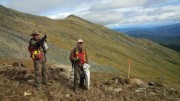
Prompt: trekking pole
<box><xmin>128</xmin><ymin>59</ymin><xmax>131</xmax><ymax>79</ymax></box>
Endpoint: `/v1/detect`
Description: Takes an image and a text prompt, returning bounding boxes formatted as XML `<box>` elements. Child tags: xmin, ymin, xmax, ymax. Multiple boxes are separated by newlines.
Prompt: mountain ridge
<box><xmin>113</xmin><ymin>23</ymin><xmax>180</xmax><ymax>52</ymax></box>
<box><xmin>114</xmin><ymin>23</ymin><xmax>180</xmax><ymax>36</ymax></box>
<box><xmin>0</xmin><ymin>4</ymin><xmax>180</xmax><ymax>88</ymax></box>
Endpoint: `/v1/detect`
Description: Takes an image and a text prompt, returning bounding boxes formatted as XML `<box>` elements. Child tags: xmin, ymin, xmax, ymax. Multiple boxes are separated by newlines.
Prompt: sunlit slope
<box><xmin>0</xmin><ymin>5</ymin><xmax>180</xmax><ymax>86</ymax></box>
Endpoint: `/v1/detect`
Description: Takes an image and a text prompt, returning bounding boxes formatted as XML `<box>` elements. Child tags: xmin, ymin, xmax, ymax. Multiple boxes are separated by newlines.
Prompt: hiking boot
<box><xmin>74</xmin><ymin>89</ymin><xmax>79</xmax><ymax>94</ymax></box>
<box><xmin>42</xmin><ymin>82</ymin><xmax>49</xmax><ymax>85</ymax></box>
<box><xmin>85</xmin><ymin>87</ymin><xmax>89</xmax><ymax>90</ymax></box>
<box><xmin>74</xmin><ymin>90</ymin><xmax>78</xmax><ymax>94</ymax></box>
<box><xmin>36</xmin><ymin>86</ymin><xmax>41</xmax><ymax>90</ymax></box>
<box><xmin>79</xmin><ymin>84</ymin><xmax>86</xmax><ymax>89</ymax></box>
<box><xmin>33</xmin><ymin>83</ymin><xmax>41</xmax><ymax>90</ymax></box>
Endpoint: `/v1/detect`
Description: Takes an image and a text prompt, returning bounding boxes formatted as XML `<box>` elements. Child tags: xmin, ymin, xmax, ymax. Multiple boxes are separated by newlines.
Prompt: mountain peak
<box><xmin>66</xmin><ymin>14</ymin><xmax>78</xmax><ymax>18</ymax></box>
<box><xmin>65</xmin><ymin>14</ymin><xmax>94</xmax><ymax>25</ymax></box>
<box><xmin>66</xmin><ymin>14</ymin><xmax>84</xmax><ymax>21</ymax></box>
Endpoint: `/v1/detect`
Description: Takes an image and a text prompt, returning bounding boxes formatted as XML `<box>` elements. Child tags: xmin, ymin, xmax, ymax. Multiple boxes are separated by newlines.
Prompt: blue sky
<box><xmin>0</xmin><ymin>0</ymin><xmax>180</xmax><ymax>28</ymax></box>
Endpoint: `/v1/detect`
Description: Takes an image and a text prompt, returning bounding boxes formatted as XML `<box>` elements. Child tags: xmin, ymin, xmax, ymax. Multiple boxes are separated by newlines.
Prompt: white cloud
<box><xmin>47</xmin><ymin>0</ymin><xmax>180</xmax><ymax>28</ymax></box>
<box><xmin>91</xmin><ymin>0</ymin><xmax>147</xmax><ymax>10</ymax></box>
<box><xmin>5</xmin><ymin>0</ymin><xmax>91</xmax><ymax>15</ymax></box>
<box><xmin>1</xmin><ymin>0</ymin><xmax>180</xmax><ymax>28</ymax></box>
<box><xmin>91</xmin><ymin>4</ymin><xmax>180</xmax><ymax>27</ymax></box>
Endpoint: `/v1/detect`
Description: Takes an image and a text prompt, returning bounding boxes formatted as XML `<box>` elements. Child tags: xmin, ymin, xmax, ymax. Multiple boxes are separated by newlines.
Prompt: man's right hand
<box><xmin>75</xmin><ymin>58</ymin><xmax>81</xmax><ymax>63</ymax></box>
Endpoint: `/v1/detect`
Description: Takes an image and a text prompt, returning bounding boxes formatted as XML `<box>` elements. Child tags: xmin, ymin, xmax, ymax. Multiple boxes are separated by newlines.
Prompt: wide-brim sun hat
<box><xmin>31</xmin><ymin>31</ymin><xmax>40</xmax><ymax>36</ymax></box>
<box><xmin>77</xmin><ymin>39</ymin><xmax>83</xmax><ymax>43</ymax></box>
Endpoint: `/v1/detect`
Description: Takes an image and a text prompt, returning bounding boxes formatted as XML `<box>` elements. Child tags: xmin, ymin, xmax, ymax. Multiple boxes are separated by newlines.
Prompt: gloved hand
<box><xmin>44</xmin><ymin>34</ymin><xmax>47</xmax><ymax>42</ymax></box>
<box><xmin>44</xmin><ymin>34</ymin><xmax>47</xmax><ymax>39</ymax></box>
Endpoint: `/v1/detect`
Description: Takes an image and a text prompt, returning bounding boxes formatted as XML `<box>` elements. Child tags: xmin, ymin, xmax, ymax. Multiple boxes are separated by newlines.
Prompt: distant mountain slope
<box><xmin>153</xmin><ymin>23</ymin><xmax>180</xmax><ymax>36</ymax></box>
<box><xmin>115</xmin><ymin>23</ymin><xmax>180</xmax><ymax>36</ymax></box>
<box><xmin>0</xmin><ymin>5</ymin><xmax>180</xmax><ymax>86</ymax></box>
<box><xmin>114</xmin><ymin>24</ymin><xmax>180</xmax><ymax>52</ymax></box>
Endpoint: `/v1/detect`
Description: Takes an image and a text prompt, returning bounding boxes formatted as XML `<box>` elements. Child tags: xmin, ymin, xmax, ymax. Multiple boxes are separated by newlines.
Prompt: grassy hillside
<box><xmin>161</xmin><ymin>43</ymin><xmax>180</xmax><ymax>53</ymax></box>
<box><xmin>0</xmin><ymin>5</ymin><xmax>180</xmax><ymax>87</ymax></box>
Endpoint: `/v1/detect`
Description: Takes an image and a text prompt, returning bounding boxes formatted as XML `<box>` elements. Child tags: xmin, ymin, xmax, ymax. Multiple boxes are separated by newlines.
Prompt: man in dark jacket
<box><xmin>70</xmin><ymin>39</ymin><xmax>88</xmax><ymax>93</ymax></box>
<box><xmin>29</xmin><ymin>31</ymin><xmax>48</xmax><ymax>90</ymax></box>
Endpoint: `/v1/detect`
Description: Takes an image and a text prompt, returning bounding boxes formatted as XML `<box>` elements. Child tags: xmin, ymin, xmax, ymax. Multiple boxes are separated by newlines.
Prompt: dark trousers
<box><xmin>34</xmin><ymin>61</ymin><xmax>48</xmax><ymax>87</ymax></box>
<box><xmin>74</xmin><ymin>63</ymin><xmax>85</xmax><ymax>91</ymax></box>
<box><xmin>71</xmin><ymin>61</ymin><xmax>74</xmax><ymax>72</ymax></box>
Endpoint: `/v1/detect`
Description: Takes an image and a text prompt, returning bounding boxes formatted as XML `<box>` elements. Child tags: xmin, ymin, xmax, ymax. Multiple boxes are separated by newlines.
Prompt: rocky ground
<box><xmin>0</xmin><ymin>61</ymin><xmax>179</xmax><ymax>101</ymax></box>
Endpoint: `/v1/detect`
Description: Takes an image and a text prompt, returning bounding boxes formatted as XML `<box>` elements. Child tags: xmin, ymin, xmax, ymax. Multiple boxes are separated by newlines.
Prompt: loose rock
<box><xmin>130</xmin><ymin>78</ymin><xmax>145</xmax><ymax>86</ymax></box>
<box><xmin>114</xmin><ymin>87</ymin><xmax>122</xmax><ymax>92</ymax></box>
<box><xmin>23</xmin><ymin>91</ymin><xmax>32</xmax><ymax>96</ymax></box>
<box><xmin>149</xmin><ymin>92</ymin><xmax>156</xmax><ymax>95</ymax></box>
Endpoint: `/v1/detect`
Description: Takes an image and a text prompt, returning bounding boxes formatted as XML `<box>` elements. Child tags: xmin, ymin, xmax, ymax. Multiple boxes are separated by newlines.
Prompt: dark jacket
<box><xmin>70</xmin><ymin>47</ymin><xmax>88</xmax><ymax>64</ymax></box>
<box><xmin>29</xmin><ymin>38</ymin><xmax>46</xmax><ymax>62</ymax></box>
